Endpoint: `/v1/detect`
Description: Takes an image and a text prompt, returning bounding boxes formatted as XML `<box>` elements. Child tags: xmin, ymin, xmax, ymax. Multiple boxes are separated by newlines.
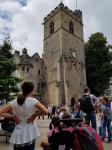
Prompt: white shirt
<box><xmin>10</xmin><ymin>97</ymin><xmax>40</xmax><ymax>145</ymax></box>
<box><xmin>48</xmin><ymin>107</ymin><xmax>52</xmax><ymax>114</ymax></box>
<box><xmin>59</xmin><ymin>112</ymin><xmax>64</xmax><ymax>119</ymax></box>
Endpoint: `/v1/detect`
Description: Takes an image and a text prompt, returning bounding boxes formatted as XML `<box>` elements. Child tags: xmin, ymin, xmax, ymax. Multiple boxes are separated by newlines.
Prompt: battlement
<box><xmin>44</xmin><ymin>3</ymin><xmax>82</xmax><ymax>24</ymax></box>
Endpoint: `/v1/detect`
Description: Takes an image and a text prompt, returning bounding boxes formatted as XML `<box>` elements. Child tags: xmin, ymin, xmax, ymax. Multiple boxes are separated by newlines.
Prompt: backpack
<box><xmin>79</xmin><ymin>95</ymin><xmax>94</xmax><ymax>113</ymax></box>
<box><xmin>73</xmin><ymin>125</ymin><xmax>104</xmax><ymax>150</ymax></box>
<box><xmin>65</xmin><ymin>127</ymin><xmax>83</xmax><ymax>150</ymax></box>
<box><xmin>103</xmin><ymin>105</ymin><xmax>112</xmax><ymax>120</ymax></box>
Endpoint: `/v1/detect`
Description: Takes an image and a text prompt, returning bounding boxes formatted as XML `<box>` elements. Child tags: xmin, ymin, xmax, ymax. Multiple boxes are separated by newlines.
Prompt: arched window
<box><xmin>69</xmin><ymin>21</ymin><xmax>74</xmax><ymax>34</ymax></box>
<box><xmin>49</xmin><ymin>21</ymin><xmax>54</xmax><ymax>34</ymax></box>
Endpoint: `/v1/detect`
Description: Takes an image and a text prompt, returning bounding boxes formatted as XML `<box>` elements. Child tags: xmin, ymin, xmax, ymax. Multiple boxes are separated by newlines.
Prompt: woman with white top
<box><xmin>0</xmin><ymin>81</ymin><xmax>48</xmax><ymax>150</ymax></box>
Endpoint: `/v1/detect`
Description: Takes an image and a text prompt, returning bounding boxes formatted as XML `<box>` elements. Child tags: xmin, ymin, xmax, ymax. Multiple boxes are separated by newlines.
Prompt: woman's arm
<box><xmin>35</xmin><ymin>102</ymin><xmax>48</xmax><ymax>116</ymax></box>
<box><xmin>0</xmin><ymin>104</ymin><xmax>15</xmax><ymax>118</ymax></box>
<box><xmin>0</xmin><ymin>104</ymin><xmax>20</xmax><ymax>124</ymax></box>
<box><xmin>27</xmin><ymin>102</ymin><xmax>48</xmax><ymax>123</ymax></box>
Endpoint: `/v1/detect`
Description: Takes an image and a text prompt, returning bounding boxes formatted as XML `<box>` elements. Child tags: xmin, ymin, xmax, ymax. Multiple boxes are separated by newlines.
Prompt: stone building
<box><xmin>14</xmin><ymin>3</ymin><xmax>86</xmax><ymax>106</ymax></box>
<box><xmin>14</xmin><ymin>48</ymin><xmax>42</xmax><ymax>99</ymax></box>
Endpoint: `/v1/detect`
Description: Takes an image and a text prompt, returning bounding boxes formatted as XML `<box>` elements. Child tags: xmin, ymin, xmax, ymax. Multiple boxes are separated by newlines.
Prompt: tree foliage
<box><xmin>85</xmin><ymin>32</ymin><xmax>112</xmax><ymax>96</ymax></box>
<box><xmin>0</xmin><ymin>36</ymin><xmax>22</xmax><ymax>102</ymax></box>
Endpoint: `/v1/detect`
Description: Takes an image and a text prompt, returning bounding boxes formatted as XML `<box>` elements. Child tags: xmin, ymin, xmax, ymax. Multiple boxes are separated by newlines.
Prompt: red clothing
<box><xmin>65</xmin><ymin>127</ymin><xmax>82</xmax><ymax>150</ymax></box>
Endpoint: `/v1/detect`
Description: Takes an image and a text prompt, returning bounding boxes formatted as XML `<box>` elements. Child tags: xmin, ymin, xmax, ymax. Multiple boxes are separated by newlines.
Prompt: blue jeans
<box><xmin>102</xmin><ymin>118</ymin><xmax>111</xmax><ymax>142</ymax></box>
<box><xmin>14</xmin><ymin>143</ymin><xmax>35</xmax><ymax>150</ymax></box>
<box><xmin>5</xmin><ymin>125</ymin><xmax>15</xmax><ymax>132</ymax></box>
<box><xmin>99</xmin><ymin>127</ymin><xmax>102</xmax><ymax>136</ymax></box>
<box><xmin>85</xmin><ymin>111</ymin><xmax>96</xmax><ymax>130</ymax></box>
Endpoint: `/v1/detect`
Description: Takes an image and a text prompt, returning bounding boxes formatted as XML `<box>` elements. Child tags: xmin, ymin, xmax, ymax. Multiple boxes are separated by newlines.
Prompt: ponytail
<box><xmin>17</xmin><ymin>81</ymin><xmax>34</xmax><ymax>105</ymax></box>
<box><xmin>49</xmin><ymin>115</ymin><xmax>63</xmax><ymax>131</ymax></box>
<box><xmin>17</xmin><ymin>94</ymin><xmax>25</xmax><ymax>105</ymax></box>
<box><xmin>49</xmin><ymin>122</ymin><xmax>53</xmax><ymax>130</ymax></box>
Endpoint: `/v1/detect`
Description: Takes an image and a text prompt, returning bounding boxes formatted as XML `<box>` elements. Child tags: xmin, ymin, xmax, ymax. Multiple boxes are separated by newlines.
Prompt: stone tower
<box><xmin>42</xmin><ymin>3</ymin><xmax>86</xmax><ymax>105</ymax></box>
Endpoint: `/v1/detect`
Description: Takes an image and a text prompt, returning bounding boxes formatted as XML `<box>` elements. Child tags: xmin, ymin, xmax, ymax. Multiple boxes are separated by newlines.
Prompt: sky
<box><xmin>0</xmin><ymin>0</ymin><xmax>112</xmax><ymax>57</ymax></box>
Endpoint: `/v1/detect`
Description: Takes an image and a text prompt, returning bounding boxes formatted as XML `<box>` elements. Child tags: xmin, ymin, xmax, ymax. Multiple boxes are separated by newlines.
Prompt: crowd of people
<box><xmin>39</xmin><ymin>87</ymin><xmax>112</xmax><ymax>148</ymax></box>
<box><xmin>0</xmin><ymin>83</ymin><xmax>112</xmax><ymax>150</ymax></box>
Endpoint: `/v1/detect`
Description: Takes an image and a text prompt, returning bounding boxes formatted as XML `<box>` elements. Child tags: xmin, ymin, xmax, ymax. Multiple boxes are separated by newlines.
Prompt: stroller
<box><xmin>43</xmin><ymin>118</ymin><xmax>83</xmax><ymax>150</ymax></box>
<box><xmin>44</xmin><ymin>118</ymin><xmax>104</xmax><ymax>150</ymax></box>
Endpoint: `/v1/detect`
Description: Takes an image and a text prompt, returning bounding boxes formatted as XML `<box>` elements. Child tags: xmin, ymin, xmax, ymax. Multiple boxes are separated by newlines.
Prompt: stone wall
<box><xmin>13</xmin><ymin>3</ymin><xmax>86</xmax><ymax>106</ymax></box>
<box><xmin>14</xmin><ymin>50</ymin><xmax>42</xmax><ymax>100</ymax></box>
<box><xmin>42</xmin><ymin>4</ymin><xmax>86</xmax><ymax>106</ymax></box>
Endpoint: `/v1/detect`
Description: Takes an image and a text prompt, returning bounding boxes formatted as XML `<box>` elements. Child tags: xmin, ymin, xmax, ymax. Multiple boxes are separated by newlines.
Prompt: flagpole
<box><xmin>76</xmin><ymin>0</ymin><xmax>77</xmax><ymax>10</ymax></box>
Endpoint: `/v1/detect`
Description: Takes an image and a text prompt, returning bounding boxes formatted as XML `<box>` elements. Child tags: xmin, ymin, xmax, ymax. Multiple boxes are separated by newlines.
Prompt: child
<box><xmin>40</xmin><ymin>116</ymin><xmax>62</xmax><ymax>148</ymax></box>
<box><xmin>97</xmin><ymin>112</ymin><xmax>102</xmax><ymax>136</ymax></box>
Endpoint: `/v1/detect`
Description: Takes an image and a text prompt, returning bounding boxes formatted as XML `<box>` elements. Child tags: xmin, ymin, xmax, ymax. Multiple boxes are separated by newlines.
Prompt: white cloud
<box><xmin>0</xmin><ymin>0</ymin><xmax>112</xmax><ymax>57</ymax></box>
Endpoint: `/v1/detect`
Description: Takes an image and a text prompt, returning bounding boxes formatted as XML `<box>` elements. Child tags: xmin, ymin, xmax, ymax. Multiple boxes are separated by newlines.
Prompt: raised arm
<box><xmin>27</xmin><ymin>102</ymin><xmax>48</xmax><ymax>124</ymax></box>
<box><xmin>35</xmin><ymin>102</ymin><xmax>48</xmax><ymax>116</ymax></box>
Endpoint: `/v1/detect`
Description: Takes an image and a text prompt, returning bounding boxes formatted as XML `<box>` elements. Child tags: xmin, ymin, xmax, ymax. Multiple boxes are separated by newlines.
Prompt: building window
<box><xmin>38</xmin><ymin>70</ymin><xmax>40</xmax><ymax>75</ymax></box>
<box><xmin>49</xmin><ymin>21</ymin><xmax>54</xmax><ymax>34</ymax></box>
<box><xmin>22</xmin><ymin>66</ymin><xmax>25</xmax><ymax>71</ymax></box>
<box><xmin>38</xmin><ymin>83</ymin><xmax>40</xmax><ymax>91</ymax></box>
<box><xmin>69</xmin><ymin>21</ymin><xmax>74</xmax><ymax>34</ymax></box>
<box><xmin>35</xmin><ymin>58</ymin><xmax>38</xmax><ymax>62</ymax></box>
<box><xmin>27</xmin><ymin>67</ymin><xmax>29</xmax><ymax>72</ymax></box>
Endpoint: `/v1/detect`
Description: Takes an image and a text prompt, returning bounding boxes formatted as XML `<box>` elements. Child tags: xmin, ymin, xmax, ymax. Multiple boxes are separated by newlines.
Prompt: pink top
<box><xmin>47</xmin><ymin>127</ymin><xmax>59</xmax><ymax>137</ymax></box>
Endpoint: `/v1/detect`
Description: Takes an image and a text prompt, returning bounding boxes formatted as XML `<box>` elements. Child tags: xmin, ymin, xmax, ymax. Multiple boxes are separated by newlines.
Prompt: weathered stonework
<box><xmin>14</xmin><ymin>48</ymin><xmax>42</xmax><ymax>100</ymax></box>
<box><xmin>42</xmin><ymin>3</ymin><xmax>86</xmax><ymax>106</ymax></box>
<box><xmin>14</xmin><ymin>3</ymin><xmax>86</xmax><ymax>106</ymax></box>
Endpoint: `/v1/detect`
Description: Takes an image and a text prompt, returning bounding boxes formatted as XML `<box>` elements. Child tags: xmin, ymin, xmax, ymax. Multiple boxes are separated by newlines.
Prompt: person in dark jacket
<box><xmin>52</xmin><ymin>105</ymin><xmax>56</xmax><ymax>116</ymax></box>
<box><xmin>2</xmin><ymin>117</ymin><xmax>15</xmax><ymax>132</ymax></box>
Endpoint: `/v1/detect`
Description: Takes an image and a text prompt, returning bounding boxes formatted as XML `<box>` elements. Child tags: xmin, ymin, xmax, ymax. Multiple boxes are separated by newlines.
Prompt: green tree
<box><xmin>85</xmin><ymin>32</ymin><xmax>112</xmax><ymax>96</ymax></box>
<box><xmin>0</xmin><ymin>36</ymin><xmax>21</xmax><ymax>102</ymax></box>
<box><xmin>108</xmin><ymin>51</ymin><xmax>112</xmax><ymax>61</ymax></box>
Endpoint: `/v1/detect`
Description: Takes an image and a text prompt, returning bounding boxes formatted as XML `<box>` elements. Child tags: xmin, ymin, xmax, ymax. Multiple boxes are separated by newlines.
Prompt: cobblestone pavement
<box><xmin>0</xmin><ymin>117</ymin><xmax>111</xmax><ymax>150</ymax></box>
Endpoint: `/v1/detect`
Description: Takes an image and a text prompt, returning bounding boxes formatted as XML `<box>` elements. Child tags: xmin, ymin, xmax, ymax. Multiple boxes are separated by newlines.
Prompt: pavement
<box><xmin>0</xmin><ymin>116</ymin><xmax>112</xmax><ymax>150</ymax></box>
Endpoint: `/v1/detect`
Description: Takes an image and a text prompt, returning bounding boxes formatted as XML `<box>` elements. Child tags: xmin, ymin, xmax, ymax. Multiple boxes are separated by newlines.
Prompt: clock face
<box><xmin>71</xmin><ymin>51</ymin><xmax>76</xmax><ymax>58</ymax></box>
